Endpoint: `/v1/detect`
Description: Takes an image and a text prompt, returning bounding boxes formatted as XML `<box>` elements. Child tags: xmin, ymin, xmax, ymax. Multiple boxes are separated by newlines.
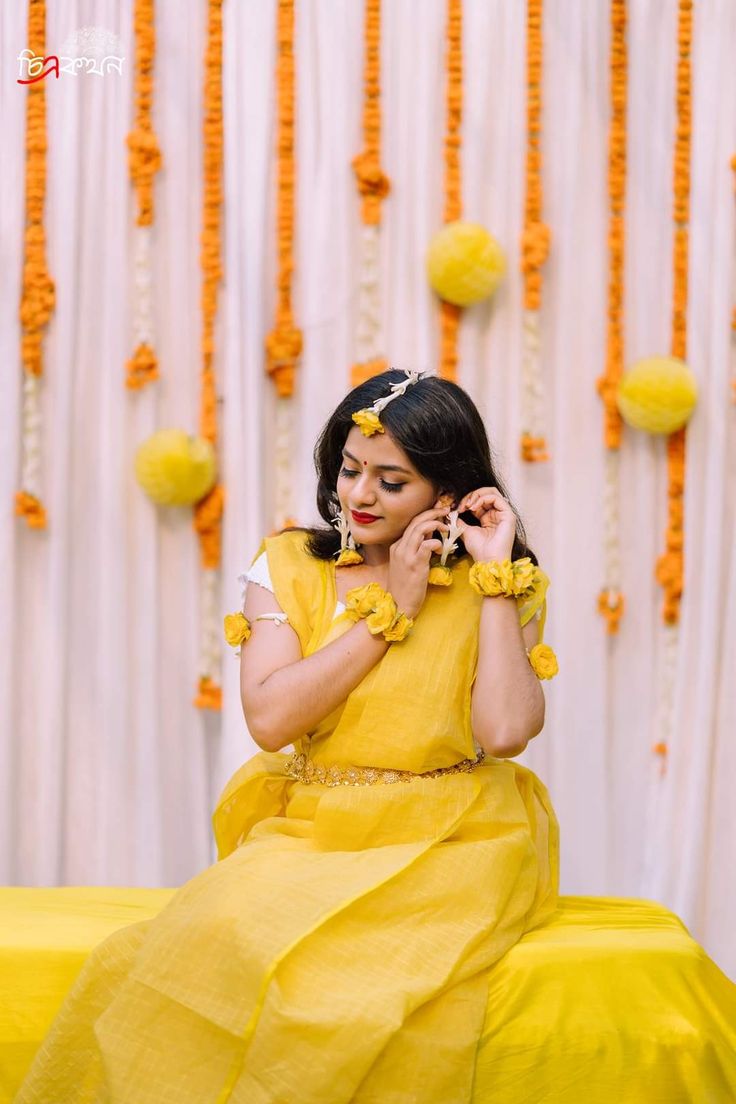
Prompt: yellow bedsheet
<box><xmin>2</xmin><ymin>887</ymin><xmax>735</xmax><ymax>1102</ymax></box>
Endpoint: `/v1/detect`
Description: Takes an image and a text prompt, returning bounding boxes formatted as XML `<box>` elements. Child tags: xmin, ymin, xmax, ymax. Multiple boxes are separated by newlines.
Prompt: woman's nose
<box><xmin>352</xmin><ymin>472</ymin><xmax>377</xmax><ymax>503</ymax></box>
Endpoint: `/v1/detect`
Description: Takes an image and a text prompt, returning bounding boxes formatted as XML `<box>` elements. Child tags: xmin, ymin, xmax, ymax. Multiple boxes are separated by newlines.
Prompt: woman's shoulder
<box><xmin>263</xmin><ymin>527</ymin><xmax>316</xmax><ymax>563</ymax></box>
<box><xmin>259</xmin><ymin>528</ymin><xmax>330</xmax><ymax>650</ymax></box>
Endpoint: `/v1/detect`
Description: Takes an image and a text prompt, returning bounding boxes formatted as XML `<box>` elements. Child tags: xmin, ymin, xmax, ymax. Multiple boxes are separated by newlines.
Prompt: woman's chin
<box><xmin>355</xmin><ymin>527</ymin><xmax>396</xmax><ymax>545</ymax></box>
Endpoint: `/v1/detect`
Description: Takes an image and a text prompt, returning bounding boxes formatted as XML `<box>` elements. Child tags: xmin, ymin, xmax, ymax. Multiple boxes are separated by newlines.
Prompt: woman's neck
<box><xmin>334</xmin><ymin>556</ymin><xmax>390</xmax><ymax>604</ymax></box>
<box><xmin>357</xmin><ymin>545</ymin><xmax>390</xmax><ymax>567</ymax></box>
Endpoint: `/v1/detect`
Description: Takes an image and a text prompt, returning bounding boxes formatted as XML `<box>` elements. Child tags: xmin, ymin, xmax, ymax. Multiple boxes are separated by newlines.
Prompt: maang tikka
<box><xmin>332</xmin><ymin>369</ymin><xmax>460</xmax><ymax>582</ymax></box>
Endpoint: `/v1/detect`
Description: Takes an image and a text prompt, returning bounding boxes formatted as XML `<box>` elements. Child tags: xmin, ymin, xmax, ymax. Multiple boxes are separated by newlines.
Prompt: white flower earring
<box><xmin>329</xmin><ymin>502</ymin><xmax>364</xmax><ymax>566</ymax></box>
<box><xmin>438</xmin><ymin>509</ymin><xmax>462</xmax><ymax>563</ymax></box>
<box><xmin>428</xmin><ymin>501</ymin><xmax>462</xmax><ymax>586</ymax></box>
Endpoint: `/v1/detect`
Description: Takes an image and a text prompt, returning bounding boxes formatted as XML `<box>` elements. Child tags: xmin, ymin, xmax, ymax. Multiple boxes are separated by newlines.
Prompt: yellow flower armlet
<box><xmin>344</xmin><ymin>582</ymin><xmax>414</xmax><ymax>642</ymax></box>
<box><xmin>224</xmin><ymin>611</ymin><xmax>252</xmax><ymax>648</ymax></box>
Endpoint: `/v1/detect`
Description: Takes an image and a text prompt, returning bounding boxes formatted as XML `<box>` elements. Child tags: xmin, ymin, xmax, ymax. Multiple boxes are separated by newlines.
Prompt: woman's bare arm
<box><xmin>240</xmin><ymin>579</ymin><xmax>391</xmax><ymax>752</ymax></box>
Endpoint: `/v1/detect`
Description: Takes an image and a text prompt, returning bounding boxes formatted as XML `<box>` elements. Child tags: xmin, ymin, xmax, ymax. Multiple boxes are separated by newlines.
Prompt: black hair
<box><xmin>279</xmin><ymin>368</ymin><xmax>538</xmax><ymax>566</ymax></box>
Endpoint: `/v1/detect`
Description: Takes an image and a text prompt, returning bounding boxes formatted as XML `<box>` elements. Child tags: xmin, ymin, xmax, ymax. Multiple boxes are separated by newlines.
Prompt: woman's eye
<box><xmin>338</xmin><ymin>467</ymin><xmax>404</xmax><ymax>493</ymax></box>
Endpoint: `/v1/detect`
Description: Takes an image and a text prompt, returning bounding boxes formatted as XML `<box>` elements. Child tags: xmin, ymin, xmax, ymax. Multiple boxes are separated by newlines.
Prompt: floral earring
<box><xmin>428</xmin><ymin>500</ymin><xmax>462</xmax><ymax>587</ymax></box>
<box><xmin>330</xmin><ymin>503</ymin><xmax>364</xmax><ymax>566</ymax></box>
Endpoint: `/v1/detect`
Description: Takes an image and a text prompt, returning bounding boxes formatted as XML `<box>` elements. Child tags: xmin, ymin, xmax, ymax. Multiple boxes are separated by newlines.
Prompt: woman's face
<box><xmin>336</xmin><ymin>425</ymin><xmax>451</xmax><ymax>547</ymax></box>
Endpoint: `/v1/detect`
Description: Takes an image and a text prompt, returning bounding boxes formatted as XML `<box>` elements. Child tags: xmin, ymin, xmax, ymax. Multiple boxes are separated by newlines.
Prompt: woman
<box><xmin>16</xmin><ymin>369</ymin><xmax>560</xmax><ymax>1102</ymax></box>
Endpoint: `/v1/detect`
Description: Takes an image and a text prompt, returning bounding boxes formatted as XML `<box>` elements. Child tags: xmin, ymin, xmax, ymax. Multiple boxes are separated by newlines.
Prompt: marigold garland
<box><xmin>595</xmin><ymin>0</ymin><xmax>627</xmax><ymax>636</ymax></box>
<box><xmin>652</xmin><ymin>0</ymin><xmax>693</xmax><ymax>771</ymax></box>
<box><xmin>351</xmin><ymin>355</ymin><xmax>388</xmax><ymax>388</ymax></box>
<box><xmin>263</xmin><ymin>1</ymin><xmax>301</xmax><ymax>533</ymax></box>
<box><xmin>193</xmin><ymin>0</ymin><xmax>225</xmax><ymax>712</ymax></box>
<box><xmin>15</xmin><ymin>0</ymin><xmax>55</xmax><ymax>530</ymax></box>
<box><xmin>520</xmin><ymin>0</ymin><xmax>551</xmax><ymax>464</ymax></box>
<box><xmin>265</xmin><ymin>0</ymin><xmax>303</xmax><ymax>399</ymax></box>
<box><xmin>596</xmin><ymin>0</ymin><xmax>626</xmax><ymax>453</ymax></box>
<box><xmin>439</xmin><ymin>0</ymin><xmax>463</xmax><ymax>380</ymax></box>
<box><xmin>126</xmin><ymin>342</ymin><xmax>158</xmax><ymax>390</ymax></box>
<box><xmin>351</xmin><ymin>0</ymin><xmax>390</xmax><ymax>227</ymax></box>
<box><xmin>125</xmin><ymin>0</ymin><xmax>162</xmax><ymax>391</ymax></box>
<box><xmin>350</xmin><ymin>0</ymin><xmax>390</xmax><ymax>387</ymax></box>
<box><xmin>654</xmin><ymin>0</ymin><xmax>691</xmax><ymax>629</ymax></box>
<box><xmin>126</xmin><ymin>0</ymin><xmax>162</xmax><ymax>229</ymax></box>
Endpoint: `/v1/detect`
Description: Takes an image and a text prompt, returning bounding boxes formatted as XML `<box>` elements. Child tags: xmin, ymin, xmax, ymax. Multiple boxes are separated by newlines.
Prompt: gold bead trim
<box><xmin>284</xmin><ymin>747</ymin><xmax>485</xmax><ymax>786</ymax></box>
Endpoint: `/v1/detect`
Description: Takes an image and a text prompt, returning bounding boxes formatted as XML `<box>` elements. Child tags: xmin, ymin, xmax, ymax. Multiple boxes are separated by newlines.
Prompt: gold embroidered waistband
<box><xmin>284</xmin><ymin>748</ymin><xmax>486</xmax><ymax>786</ymax></box>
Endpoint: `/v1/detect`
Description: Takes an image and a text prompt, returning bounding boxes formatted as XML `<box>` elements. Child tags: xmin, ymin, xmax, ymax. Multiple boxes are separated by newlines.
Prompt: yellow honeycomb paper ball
<box><xmin>616</xmin><ymin>356</ymin><xmax>698</xmax><ymax>435</ymax></box>
<box><xmin>135</xmin><ymin>429</ymin><xmax>217</xmax><ymax>506</ymax></box>
<box><xmin>426</xmin><ymin>221</ymin><xmax>506</xmax><ymax>306</ymax></box>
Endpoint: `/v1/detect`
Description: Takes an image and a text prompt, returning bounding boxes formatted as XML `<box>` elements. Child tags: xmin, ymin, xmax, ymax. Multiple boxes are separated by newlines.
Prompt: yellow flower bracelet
<box><xmin>468</xmin><ymin>557</ymin><xmax>559</xmax><ymax>681</ymax></box>
<box><xmin>468</xmin><ymin>556</ymin><xmax>540</xmax><ymax>599</ymax></box>
<box><xmin>343</xmin><ymin>582</ymin><xmax>414</xmax><ymax>642</ymax></box>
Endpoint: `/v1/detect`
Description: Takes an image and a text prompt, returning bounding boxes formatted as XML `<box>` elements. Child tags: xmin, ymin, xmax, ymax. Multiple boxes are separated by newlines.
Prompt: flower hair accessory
<box><xmin>351</xmin><ymin>369</ymin><xmax>425</xmax><ymax>437</ymax></box>
<box><xmin>343</xmin><ymin>581</ymin><xmax>414</xmax><ymax>642</ymax></box>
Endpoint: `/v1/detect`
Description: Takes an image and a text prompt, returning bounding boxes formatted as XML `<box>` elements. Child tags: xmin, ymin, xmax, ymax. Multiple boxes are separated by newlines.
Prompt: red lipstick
<box><xmin>351</xmin><ymin>510</ymin><xmax>380</xmax><ymax>524</ymax></box>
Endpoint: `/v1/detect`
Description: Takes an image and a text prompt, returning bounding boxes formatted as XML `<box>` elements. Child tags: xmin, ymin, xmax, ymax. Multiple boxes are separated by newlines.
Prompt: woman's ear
<box><xmin>436</xmin><ymin>491</ymin><xmax>455</xmax><ymax>509</ymax></box>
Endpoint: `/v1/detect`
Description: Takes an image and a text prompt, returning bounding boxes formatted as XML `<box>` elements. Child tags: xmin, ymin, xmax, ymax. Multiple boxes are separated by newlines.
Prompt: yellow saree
<box><xmin>15</xmin><ymin>528</ymin><xmax>558</xmax><ymax>1101</ymax></box>
<box><xmin>12</xmin><ymin>528</ymin><xmax>736</xmax><ymax>1099</ymax></box>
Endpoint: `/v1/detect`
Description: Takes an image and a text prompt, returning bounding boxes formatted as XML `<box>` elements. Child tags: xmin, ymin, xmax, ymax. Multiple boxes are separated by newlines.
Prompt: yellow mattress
<box><xmin>2</xmin><ymin>888</ymin><xmax>735</xmax><ymax>1102</ymax></box>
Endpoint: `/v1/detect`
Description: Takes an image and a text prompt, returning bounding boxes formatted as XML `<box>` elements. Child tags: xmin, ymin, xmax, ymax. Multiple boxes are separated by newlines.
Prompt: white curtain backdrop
<box><xmin>1</xmin><ymin>0</ymin><xmax>734</xmax><ymax>980</ymax></box>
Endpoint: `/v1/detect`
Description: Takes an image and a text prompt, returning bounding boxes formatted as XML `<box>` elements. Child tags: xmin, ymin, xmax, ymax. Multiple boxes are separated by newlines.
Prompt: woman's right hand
<box><xmin>387</xmin><ymin>507</ymin><xmax>449</xmax><ymax>619</ymax></box>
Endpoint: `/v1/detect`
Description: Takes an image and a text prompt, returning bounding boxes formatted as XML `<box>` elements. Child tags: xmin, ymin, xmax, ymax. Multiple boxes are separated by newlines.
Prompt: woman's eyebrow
<box><xmin>342</xmin><ymin>448</ymin><xmax>412</xmax><ymax>475</ymax></box>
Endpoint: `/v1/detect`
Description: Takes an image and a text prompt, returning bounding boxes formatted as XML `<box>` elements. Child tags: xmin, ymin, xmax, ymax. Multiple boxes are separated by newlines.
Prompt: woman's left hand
<box><xmin>454</xmin><ymin>487</ymin><xmax>517</xmax><ymax>563</ymax></box>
